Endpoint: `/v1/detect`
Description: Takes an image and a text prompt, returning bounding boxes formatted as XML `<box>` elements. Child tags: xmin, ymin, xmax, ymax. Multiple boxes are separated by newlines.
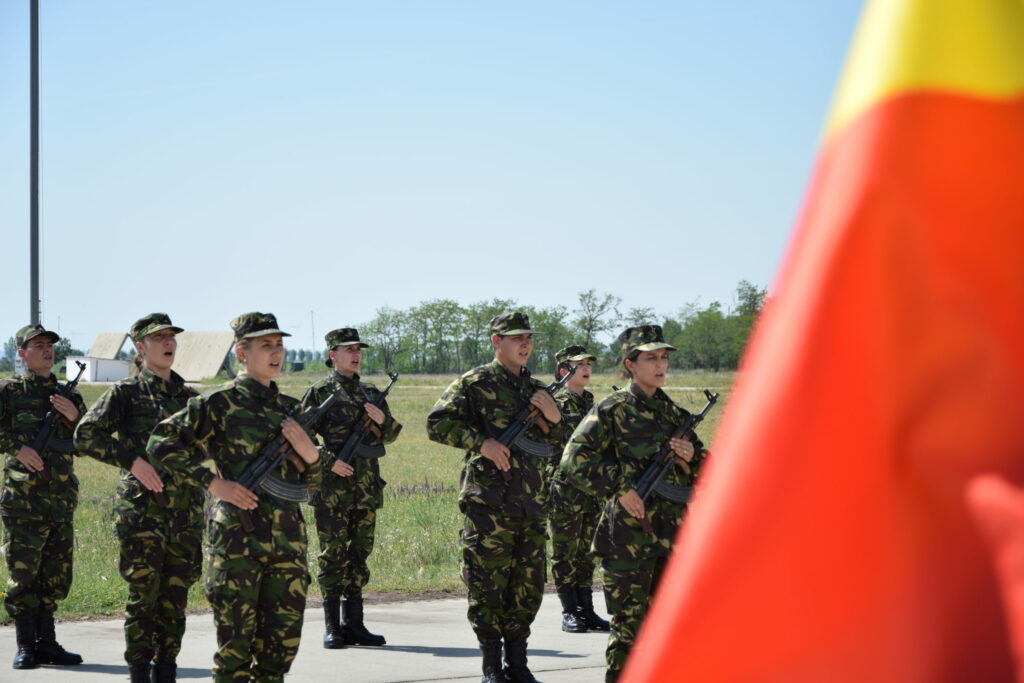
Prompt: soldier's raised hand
<box><xmin>529</xmin><ymin>390</ymin><xmax>561</xmax><ymax>423</ymax></box>
<box><xmin>364</xmin><ymin>403</ymin><xmax>385</xmax><ymax>425</ymax></box>
<box><xmin>281</xmin><ymin>417</ymin><xmax>319</xmax><ymax>464</ymax></box>
<box><xmin>50</xmin><ymin>394</ymin><xmax>79</xmax><ymax>423</ymax></box>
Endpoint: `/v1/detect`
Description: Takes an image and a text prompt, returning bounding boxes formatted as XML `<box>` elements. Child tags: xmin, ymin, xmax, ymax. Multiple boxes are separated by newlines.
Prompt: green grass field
<box><xmin>1</xmin><ymin>370</ymin><xmax>734</xmax><ymax>620</ymax></box>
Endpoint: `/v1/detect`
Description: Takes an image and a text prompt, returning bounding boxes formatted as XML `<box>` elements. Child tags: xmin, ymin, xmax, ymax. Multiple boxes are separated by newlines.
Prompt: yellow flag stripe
<box><xmin>825</xmin><ymin>0</ymin><xmax>1024</xmax><ymax>140</ymax></box>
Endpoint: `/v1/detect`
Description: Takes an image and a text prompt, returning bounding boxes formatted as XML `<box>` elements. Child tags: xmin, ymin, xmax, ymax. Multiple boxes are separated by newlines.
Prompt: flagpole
<box><xmin>30</xmin><ymin>0</ymin><xmax>40</xmax><ymax>325</ymax></box>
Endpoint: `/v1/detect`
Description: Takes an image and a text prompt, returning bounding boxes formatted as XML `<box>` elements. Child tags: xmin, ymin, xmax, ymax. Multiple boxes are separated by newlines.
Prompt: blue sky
<box><xmin>1</xmin><ymin>1</ymin><xmax>863</xmax><ymax>351</ymax></box>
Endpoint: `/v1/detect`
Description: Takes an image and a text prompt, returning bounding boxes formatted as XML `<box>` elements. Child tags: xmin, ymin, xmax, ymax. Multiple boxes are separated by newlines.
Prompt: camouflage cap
<box><xmin>130</xmin><ymin>312</ymin><xmax>184</xmax><ymax>342</ymax></box>
<box><xmin>617</xmin><ymin>324</ymin><xmax>676</xmax><ymax>358</ymax></box>
<box><xmin>15</xmin><ymin>323</ymin><xmax>59</xmax><ymax>348</ymax></box>
<box><xmin>489</xmin><ymin>311</ymin><xmax>535</xmax><ymax>336</ymax></box>
<box><xmin>556</xmin><ymin>345</ymin><xmax>597</xmax><ymax>363</ymax></box>
<box><xmin>230</xmin><ymin>312</ymin><xmax>291</xmax><ymax>341</ymax></box>
<box><xmin>325</xmin><ymin>328</ymin><xmax>370</xmax><ymax>350</ymax></box>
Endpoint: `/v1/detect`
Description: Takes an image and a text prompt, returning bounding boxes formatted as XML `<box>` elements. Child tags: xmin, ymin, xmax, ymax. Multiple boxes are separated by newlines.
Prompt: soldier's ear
<box><xmin>235</xmin><ymin>345</ymin><xmax>247</xmax><ymax>365</ymax></box>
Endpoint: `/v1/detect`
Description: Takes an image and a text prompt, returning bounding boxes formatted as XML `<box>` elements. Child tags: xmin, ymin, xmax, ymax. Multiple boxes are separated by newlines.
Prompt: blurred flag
<box><xmin>625</xmin><ymin>1</ymin><xmax>1024</xmax><ymax>681</ymax></box>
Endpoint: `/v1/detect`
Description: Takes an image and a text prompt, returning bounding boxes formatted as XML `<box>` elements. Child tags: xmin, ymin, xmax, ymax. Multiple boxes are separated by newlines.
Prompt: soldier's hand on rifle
<box><xmin>481</xmin><ymin>438</ymin><xmax>511</xmax><ymax>472</ymax></box>
<box><xmin>619</xmin><ymin>489</ymin><xmax>645</xmax><ymax>519</ymax></box>
<box><xmin>131</xmin><ymin>457</ymin><xmax>164</xmax><ymax>492</ymax></box>
<box><xmin>530</xmin><ymin>390</ymin><xmax>561</xmax><ymax>424</ymax></box>
<box><xmin>50</xmin><ymin>394</ymin><xmax>79</xmax><ymax>423</ymax></box>
<box><xmin>364</xmin><ymin>403</ymin><xmax>385</xmax><ymax>425</ymax></box>
<box><xmin>208</xmin><ymin>477</ymin><xmax>259</xmax><ymax>509</ymax></box>
<box><xmin>16</xmin><ymin>445</ymin><xmax>44</xmax><ymax>472</ymax></box>
<box><xmin>669</xmin><ymin>437</ymin><xmax>696</xmax><ymax>462</ymax></box>
<box><xmin>331</xmin><ymin>460</ymin><xmax>355</xmax><ymax>478</ymax></box>
<box><xmin>281</xmin><ymin>418</ymin><xmax>319</xmax><ymax>464</ymax></box>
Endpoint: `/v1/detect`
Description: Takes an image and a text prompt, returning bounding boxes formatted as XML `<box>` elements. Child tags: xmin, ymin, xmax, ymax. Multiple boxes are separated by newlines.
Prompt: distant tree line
<box><xmin>328</xmin><ymin>283</ymin><xmax>767</xmax><ymax>375</ymax></box>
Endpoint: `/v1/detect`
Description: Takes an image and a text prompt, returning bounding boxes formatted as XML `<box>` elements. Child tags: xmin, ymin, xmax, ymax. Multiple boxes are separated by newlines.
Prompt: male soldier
<box><xmin>427</xmin><ymin>311</ymin><xmax>564</xmax><ymax>683</ymax></box>
<box><xmin>0</xmin><ymin>324</ymin><xmax>86</xmax><ymax>669</ymax></box>
<box><xmin>301</xmin><ymin>328</ymin><xmax>402</xmax><ymax>650</ymax></box>
<box><xmin>75</xmin><ymin>313</ymin><xmax>202</xmax><ymax>683</ymax></box>
<box><xmin>546</xmin><ymin>345</ymin><xmax>611</xmax><ymax>634</ymax></box>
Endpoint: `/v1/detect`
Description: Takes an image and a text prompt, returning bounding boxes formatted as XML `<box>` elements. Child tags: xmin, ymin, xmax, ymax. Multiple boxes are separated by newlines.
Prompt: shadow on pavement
<box><xmin>376</xmin><ymin>645</ymin><xmax>588</xmax><ymax>660</ymax></box>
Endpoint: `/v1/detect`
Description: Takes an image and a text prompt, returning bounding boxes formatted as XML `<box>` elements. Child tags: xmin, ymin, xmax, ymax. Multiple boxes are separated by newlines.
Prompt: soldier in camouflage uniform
<box><xmin>0</xmin><ymin>324</ymin><xmax>85</xmax><ymax>670</ymax></box>
<box><xmin>146</xmin><ymin>313</ymin><xmax>322</xmax><ymax>683</ymax></box>
<box><xmin>560</xmin><ymin>325</ymin><xmax>706</xmax><ymax>682</ymax></box>
<box><xmin>546</xmin><ymin>345</ymin><xmax>610</xmax><ymax>635</ymax></box>
<box><xmin>427</xmin><ymin>311</ymin><xmax>564</xmax><ymax>683</ymax></box>
<box><xmin>74</xmin><ymin>313</ymin><xmax>202</xmax><ymax>683</ymax></box>
<box><xmin>300</xmin><ymin>327</ymin><xmax>402</xmax><ymax>650</ymax></box>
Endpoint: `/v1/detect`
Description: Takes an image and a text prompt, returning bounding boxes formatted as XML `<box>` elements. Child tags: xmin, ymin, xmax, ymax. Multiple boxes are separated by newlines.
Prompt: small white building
<box><xmin>66</xmin><ymin>356</ymin><xmax>131</xmax><ymax>382</ymax></box>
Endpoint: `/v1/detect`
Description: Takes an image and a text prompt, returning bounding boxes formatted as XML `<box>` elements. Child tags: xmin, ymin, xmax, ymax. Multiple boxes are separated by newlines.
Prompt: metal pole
<box><xmin>30</xmin><ymin>0</ymin><xmax>40</xmax><ymax>325</ymax></box>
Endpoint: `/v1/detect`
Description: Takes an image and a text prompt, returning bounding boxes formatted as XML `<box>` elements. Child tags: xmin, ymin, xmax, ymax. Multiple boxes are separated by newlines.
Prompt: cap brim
<box><xmin>23</xmin><ymin>330</ymin><xmax>60</xmax><ymax>345</ymax></box>
<box><xmin>139</xmin><ymin>324</ymin><xmax>184</xmax><ymax>339</ymax></box>
<box><xmin>496</xmin><ymin>328</ymin><xmax>536</xmax><ymax>336</ymax></box>
<box><xmin>634</xmin><ymin>342</ymin><xmax>676</xmax><ymax>353</ymax></box>
<box><xmin>240</xmin><ymin>329</ymin><xmax>291</xmax><ymax>339</ymax></box>
<box><xmin>336</xmin><ymin>341</ymin><xmax>370</xmax><ymax>349</ymax></box>
<box><xmin>565</xmin><ymin>353</ymin><xmax>597</xmax><ymax>362</ymax></box>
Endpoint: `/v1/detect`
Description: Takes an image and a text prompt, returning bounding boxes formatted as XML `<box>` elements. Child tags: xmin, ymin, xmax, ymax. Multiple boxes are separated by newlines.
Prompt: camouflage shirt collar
<box><xmin>490</xmin><ymin>358</ymin><xmax>531</xmax><ymax>384</ymax></box>
<box><xmin>25</xmin><ymin>371</ymin><xmax>58</xmax><ymax>388</ymax></box>
<box><xmin>628</xmin><ymin>381</ymin><xmax>672</xmax><ymax>412</ymax></box>
<box><xmin>236</xmin><ymin>373</ymin><xmax>280</xmax><ymax>401</ymax></box>
<box><xmin>331</xmin><ymin>370</ymin><xmax>361</xmax><ymax>387</ymax></box>
<box><xmin>138</xmin><ymin>366</ymin><xmax>187</xmax><ymax>392</ymax></box>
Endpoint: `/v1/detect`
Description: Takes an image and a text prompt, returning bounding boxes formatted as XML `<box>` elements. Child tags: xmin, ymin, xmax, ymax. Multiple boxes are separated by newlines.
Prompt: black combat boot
<box><xmin>322</xmin><ymin>596</ymin><xmax>346</xmax><ymax>649</ymax></box>
<box><xmin>479</xmin><ymin>640</ymin><xmax>507</xmax><ymax>683</ymax></box>
<box><xmin>556</xmin><ymin>587</ymin><xmax>587</xmax><ymax>633</ymax></box>
<box><xmin>33</xmin><ymin>612</ymin><xmax>83</xmax><ymax>666</ymax></box>
<box><xmin>341</xmin><ymin>595</ymin><xmax>386</xmax><ymax>646</ymax></box>
<box><xmin>12</xmin><ymin>613</ymin><xmax>38</xmax><ymax>670</ymax></box>
<box><xmin>503</xmin><ymin>639</ymin><xmax>540</xmax><ymax>683</ymax></box>
<box><xmin>128</xmin><ymin>659</ymin><xmax>150</xmax><ymax>683</ymax></box>
<box><xmin>576</xmin><ymin>586</ymin><xmax>610</xmax><ymax>632</ymax></box>
<box><xmin>151</xmin><ymin>658</ymin><xmax>177</xmax><ymax>682</ymax></box>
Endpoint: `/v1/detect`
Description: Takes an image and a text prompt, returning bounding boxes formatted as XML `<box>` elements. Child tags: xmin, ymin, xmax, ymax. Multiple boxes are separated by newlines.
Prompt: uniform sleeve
<box><xmin>426</xmin><ymin>377</ymin><xmax>487</xmax><ymax>453</ymax></box>
<box><xmin>74</xmin><ymin>384</ymin><xmax>134</xmax><ymax>469</ymax></box>
<box><xmin>376</xmin><ymin>395</ymin><xmax>402</xmax><ymax>445</ymax></box>
<box><xmin>0</xmin><ymin>382</ymin><xmax>17</xmax><ymax>455</ymax></box>
<box><xmin>146</xmin><ymin>395</ymin><xmax>217</xmax><ymax>491</ymax></box>
<box><xmin>560</xmin><ymin>406</ymin><xmax>630</xmax><ymax>500</ymax></box>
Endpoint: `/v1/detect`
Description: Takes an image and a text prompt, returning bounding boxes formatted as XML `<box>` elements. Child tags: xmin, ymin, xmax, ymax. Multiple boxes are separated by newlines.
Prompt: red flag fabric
<box><xmin>624</xmin><ymin>1</ymin><xmax>1024</xmax><ymax>681</ymax></box>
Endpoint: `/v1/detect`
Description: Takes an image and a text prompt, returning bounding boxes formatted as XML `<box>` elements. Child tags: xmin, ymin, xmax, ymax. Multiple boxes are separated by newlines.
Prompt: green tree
<box><xmin>572</xmin><ymin>289</ymin><xmax>620</xmax><ymax>348</ymax></box>
<box><xmin>622</xmin><ymin>306</ymin><xmax>657</xmax><ymax>328</ymax></box>
<box><xmin>3</xmin><ymin>337</ymin><xmax>16</xmax><ymax>363</ymax></box>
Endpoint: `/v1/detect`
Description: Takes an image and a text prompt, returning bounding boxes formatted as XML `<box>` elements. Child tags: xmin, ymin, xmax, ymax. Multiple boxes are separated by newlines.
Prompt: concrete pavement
<box><xmin>0</xmin><ymin>595</ymin><xmax>608</xmax><ymax>682</ymax></box>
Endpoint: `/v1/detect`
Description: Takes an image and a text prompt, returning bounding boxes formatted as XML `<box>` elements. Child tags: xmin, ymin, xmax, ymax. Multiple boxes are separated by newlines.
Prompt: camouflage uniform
<box><xmin>560</xmin><ymin>326</ymin><xmax>706</xmax><ymax>681</ymax></box>
<box><xmin>302</xmin><ymin>331</ymin><xmax>401</xmax><ymax>601</ymax></box>
<box><xmin>74</xmin><ymin>313</ymin><xmax>203</xmax><ymax>671</ymax></box>
<box><xmin>0</xmin><ymin>331</ymin><xmax>86</xmax><ymax>621</ymax></box>
<box><xmin>147</xmin><ymin>313</ymin><xmax>320</xmax><ymax>683</ymax></box>
<box><xmin>426</xmin><ymin>312</ymin><xmax>564</xmax><ymax>677</ymax></box>
<box><xmin>1</xmin><ymin>324</ymin><xmax>87</xmax><ymax>669</ymax></box>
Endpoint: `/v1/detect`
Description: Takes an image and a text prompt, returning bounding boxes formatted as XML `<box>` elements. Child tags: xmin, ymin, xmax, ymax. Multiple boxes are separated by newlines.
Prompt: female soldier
<box><xmin>75</xmin><ymin>313</ymin><xmax>201</xmax><ymax>683</ymax></box>
<box><xmin>559</xmin><ymin>325</ymin><xmax>706</xmax><ymax>683</ymax></box>
<box><xmin>301</xmin><ymin>328</ymin><xmax>402</xmax><ymax>649</ymax></box>
<box><xmin>146</xmin><ymin>313</ymin><xmax>321</xmax><ymax>682</ymax></box>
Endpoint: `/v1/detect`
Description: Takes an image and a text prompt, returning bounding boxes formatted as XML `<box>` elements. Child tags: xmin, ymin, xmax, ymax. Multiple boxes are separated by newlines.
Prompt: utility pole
<box><xmin>30</xmin><ymin>0</ymin><xmax>41</xmax><ymax>324</ymax></box>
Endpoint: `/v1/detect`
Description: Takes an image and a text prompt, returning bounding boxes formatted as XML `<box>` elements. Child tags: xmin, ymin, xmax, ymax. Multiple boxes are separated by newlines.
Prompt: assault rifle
<box><xmin>632</xmin><ymin>388</ymin><xmax>718</xmax><ymax>533</ymax></box>
<box><xmin>30</xmin><ymin>361</ymin><xmax>86</xmax><ymax>481</ymax></box>
<box><xmin>492</xmin><ymin>364</ymin><xmax>577</xmax><ymax>482</ymax></box>
<box><xmin>331</xmin><ymin>372</ymin><xmax>400</xmax><ymax>469</ymax></box>
<box><xmin>232</xmin><ymin>386</ymin><xmax>347</xmax><ymax>532</ymax></box>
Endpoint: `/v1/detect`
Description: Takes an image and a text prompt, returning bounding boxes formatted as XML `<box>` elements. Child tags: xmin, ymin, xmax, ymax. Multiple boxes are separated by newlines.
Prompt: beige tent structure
<box><xmin>87</xmin><ymin>333</ymin><xmax>128</xmax><ymax>360</ymax></box>
<box><xmin>172</xmin><ymin>331</ymin><xmax>236</xmax><ymax>382</ymax></box>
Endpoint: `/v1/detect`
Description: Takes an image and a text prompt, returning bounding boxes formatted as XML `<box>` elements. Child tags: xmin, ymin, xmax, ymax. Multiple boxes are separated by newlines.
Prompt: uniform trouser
<box><xmin>1</xmin><ymin>514</ymin><xmax>73</xmax><ymax>618</ymax></box>
<box><xmin>461</xmin><ymin>503</ymin><xmax>546</xmax><ymax>643</ymax></box>
<box><xmin>205</xmin><ymin>546</ymin><xmax>309</xmax><ymax>682</ymax></box>
<box><xmin>601</xmin><ymin>555</ymin><xmax>668</xmax><ymax>681</ymax></box>
<box><xmin>313</xmin><ymin>503</ymin><xmax>376</xmax><ymax>599</ymax></box>
<box><xmin>547</xmin><ymin>482</ymin><xmax>601</xmax><ymax>588</ymax></box>
<box><xmin>115</xmin><ymin>507</ymin><xmax>203</xmax><ymax>663</ymax></box>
